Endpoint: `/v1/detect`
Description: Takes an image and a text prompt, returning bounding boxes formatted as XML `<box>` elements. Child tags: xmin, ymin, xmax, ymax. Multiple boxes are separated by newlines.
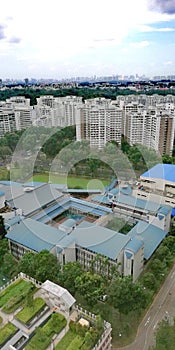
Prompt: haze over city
<box><xmin>0</xmin><ymin>0</ymin><xmax>175</xmax><ymax>79</ymax></box>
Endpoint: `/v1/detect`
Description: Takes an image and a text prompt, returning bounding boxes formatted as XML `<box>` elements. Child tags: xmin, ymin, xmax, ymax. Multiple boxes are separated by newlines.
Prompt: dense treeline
<box><xmin>0</xmin><ymin>127</ymin><xmax>165</xmax><ymax>181</ymax></box>
<box><xmin>42</xmin><ymin>126</ymin><xmax>76</xmax><ymax>157</ymax></box>
<box><xmin>0</xmin><ymin>87</ymin><xmax>175</xmax><ymax>105</ymax></box>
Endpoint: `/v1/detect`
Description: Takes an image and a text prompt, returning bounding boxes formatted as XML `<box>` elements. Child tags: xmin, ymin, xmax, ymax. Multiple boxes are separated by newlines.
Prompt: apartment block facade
<box><xmin>76</xmin><ymin>98</ymin><xmax>123</xmax><ymax>148</ymax></box>
<box><xmin>0</xmin><ymin>94</ymin><xmax>174</xmax><ymax>155</ymax></box>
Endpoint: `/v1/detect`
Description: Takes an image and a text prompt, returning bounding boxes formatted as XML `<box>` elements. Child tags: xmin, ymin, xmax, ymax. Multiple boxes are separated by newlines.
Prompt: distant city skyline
<box><xmin>0</xmin><ymin>0</ymin><xmax>175</xmax><ymax>79</ymax></box>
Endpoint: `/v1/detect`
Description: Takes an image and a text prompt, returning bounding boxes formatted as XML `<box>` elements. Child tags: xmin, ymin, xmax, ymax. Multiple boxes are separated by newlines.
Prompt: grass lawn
<box><xmin>15</xmin><ymin>298</ymin><xmax>46</xmax><ymax>324</ymax></box>
<box><xmin>0</xmin><ymin>316</ymin><xmax>2</xmax><ymax>324</ymax></box>
<box><xmin>26</xmin><ymin>312</ymin><xmax>67</xmax><ymax>350</ymax></box>
<box><xmin>28</xmin><ymin>173</ymin><xmax>109</xmax><ymax>189</ymax></box>
<box><xmin>55</xmin><ymin>330</ymin><xmax>84</xmax><ymax>350</ymax></box>
<box><xmin>0</xmin><ymin>279</ymin><xmax>35</xmax><ymax>313</ymax></box>
<box><xmin>0</xmin><ymin>323</ymin><xmax>17</xmax><ymax>347</ymax></box>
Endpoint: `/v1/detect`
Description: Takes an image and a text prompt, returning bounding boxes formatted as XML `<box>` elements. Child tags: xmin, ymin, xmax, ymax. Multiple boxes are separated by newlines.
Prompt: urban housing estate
<box><xmin>0</xmin><ymin>94</ymin><xmax>175</xmax><ymax>155</ymax></box>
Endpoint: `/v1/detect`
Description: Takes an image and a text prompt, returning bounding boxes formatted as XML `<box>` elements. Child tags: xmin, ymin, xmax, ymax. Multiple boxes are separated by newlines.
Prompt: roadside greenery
<box><xmin>152</xmin><ymin>319</ymin><xmax>175</xmax><ymax>350</ymax></box>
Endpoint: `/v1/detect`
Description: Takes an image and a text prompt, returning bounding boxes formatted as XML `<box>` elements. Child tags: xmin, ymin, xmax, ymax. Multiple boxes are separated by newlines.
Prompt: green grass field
<box><xmin>0</xmin><ymin>279</ymin><xmax>35</xmax><ymax>313</ymax></box>
<box><xmin>0</xmin><ymin>323</ymin><xmax>17</xmax><ymax>347</ymax></box>
<box><xmin>28</xmin><ymin>173</ymin><xmax>109</xmax><ymax>190</ymax></box>
<box><xmin>26</xmin><ymin>313</ymin><xmax>67</xmax><ymax>350</ymax></box>
<box><xmin>55</xmin><ymin>330</ymin><xmax>84</xmax><ymax>350</ymax></box>
<box><xmin>15</xmin><ymin>298</ymin><xmax>46</xmax><ymax>324</ymax></box>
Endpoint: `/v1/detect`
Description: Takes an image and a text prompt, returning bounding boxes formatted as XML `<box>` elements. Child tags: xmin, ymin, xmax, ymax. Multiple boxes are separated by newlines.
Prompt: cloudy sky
<box><xmin>0</xmin><ymin>0</ymin><xmax>175</xmax><ymax>79</ymax></box>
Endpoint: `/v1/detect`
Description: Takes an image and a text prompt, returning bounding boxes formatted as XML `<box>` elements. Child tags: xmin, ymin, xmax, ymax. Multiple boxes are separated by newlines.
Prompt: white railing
<box><xmin>0</xmin><ymin>272</ymin><xmax>42</xmax><ymax>293</ymax></box>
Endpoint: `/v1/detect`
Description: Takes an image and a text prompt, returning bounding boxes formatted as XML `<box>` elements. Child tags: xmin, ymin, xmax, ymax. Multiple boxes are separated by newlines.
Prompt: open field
<box><xmin>28</xmin><ymin>173</ymin><xmax>109</xmax><ymax>189</ymax></box>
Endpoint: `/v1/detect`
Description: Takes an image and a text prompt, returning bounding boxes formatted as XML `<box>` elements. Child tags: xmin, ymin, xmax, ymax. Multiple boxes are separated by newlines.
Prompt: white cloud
<box><xmin>138</xmin><ymin>24</ymin><xmax>175</xmax><ymax>32</ymax></box>
<box><xmin>0</xmin><ymin>0</ymin><xmax>175</xmax><ymax>77</ymax></box>
<box><xmin>129</xmin><ymin>41</ymin><xmax>151</xmax><ymax>48</ymax></box>
<box><xmin>164</xmin><ymin>60</ymin><xmax>173</xmax><ymax>65</ymax></box>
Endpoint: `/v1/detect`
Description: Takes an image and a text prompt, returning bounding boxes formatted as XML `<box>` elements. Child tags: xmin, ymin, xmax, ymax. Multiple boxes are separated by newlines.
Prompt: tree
<box><xmin>108</xmin><ymin>276</ymin><xmax>147</xmax><ymax>315</ymax></box>
<box><xmin>150</xmin><ymin>258</ymin><xmax>167</xmax><ymax>277</ymax></box>
<box><xmin>17</xmin><ymin>251</ymin><xmax>36</xmax><ymax>277</ymax></box>
<box><xmin>141</xmin><ymin>272</ymin><xmax>158</xmax><ymax>291</ymax></box>
<box><xmin>34</xmin><ymin>250</ymin><xmax>61</xmax><ymax>283</ymax></box>
<box><xmin>0</xmin><ymin>216</ymin><xmax>7</xmax><ymax>239</ymax></box>
<box><xmin>59</xmin><ymin>262</ymin><xmax>83</xmax><ymax>295</ymax></box>
<box><xmin>75</xmin><ymin>272</ymin><xmax>104</xmax><ymax>306</ymax></box>
<box><xmin>0</xmin><ymin>237</ymin><xmax>8</xmax><ymax>260</ymax></box>
<box><xmin>2</xmin><ymin>253</ymin><xmax>18</xmax><ymax>278</ymax></box>
<box><xmin>18</xmin><ymin>250</ymin><xmax>61</xmax><ymax>283</ymax></box>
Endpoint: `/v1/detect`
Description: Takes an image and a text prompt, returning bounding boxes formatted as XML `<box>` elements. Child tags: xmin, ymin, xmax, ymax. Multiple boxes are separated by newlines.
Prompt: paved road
<box><xmin>112</xmin><ymin>262</ymin><xmax>175</xmax><ymax>350</ymax></box>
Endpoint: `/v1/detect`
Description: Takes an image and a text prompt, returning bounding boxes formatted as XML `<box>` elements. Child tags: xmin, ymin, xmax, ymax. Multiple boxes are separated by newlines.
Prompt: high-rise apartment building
<box><xmin>76</xmin><ymin>98</ymin><xmax>122</xmax><ymax>148</ymax></box>
<box><xmin>34</xmin><ymin>95</ymin><xmax>83</xmax><ymax>128</ymax></box>
<box><xmin>123</xmin><ymin>104</ymin><xmax>175</xmax><ymax>156</ymax></box>
<box><xmin>0</xmin><ymin>96</ymin><xmax>32</xmax><ymax>134</ymax></box>
<box><xmin>0</xmin><ymin>112</ymin><xmax>16</xmax><ymax>136</ymax></box>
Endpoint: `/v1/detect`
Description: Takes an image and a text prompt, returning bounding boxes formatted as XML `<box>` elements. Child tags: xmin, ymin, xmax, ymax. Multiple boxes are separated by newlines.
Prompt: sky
<box><xmin>0</xmin><ymin>0</ymin><xmax>175</xmax><ymax>79</ymax></box>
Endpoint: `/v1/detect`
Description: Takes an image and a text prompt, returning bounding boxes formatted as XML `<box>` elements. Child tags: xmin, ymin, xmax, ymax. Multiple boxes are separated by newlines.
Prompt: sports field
<box><xmin>28</xmin><ymin>173</ymin><xmax>109</xmax><ymax>190</ymax></box>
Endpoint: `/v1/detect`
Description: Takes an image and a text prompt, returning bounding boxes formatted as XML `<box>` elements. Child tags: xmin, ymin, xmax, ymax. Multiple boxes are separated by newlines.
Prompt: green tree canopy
<box><xmin>18</xmin><ymin>250</ymin><xmax>61</xmax><ymax>283</ymax></box>
<box><xmin>108</xmin><ymin>276</ymin><xmax>147</xmax><ymax>315</ymax></box>
<box><xmin>75</xmin><ymin>271</ymin><xmax>104</xmax><ymax>306</ymax></box>
<box><xmin>59</xmin><ymin>261</ymin><xmax>83</xmax><ymax>295</ymax></box>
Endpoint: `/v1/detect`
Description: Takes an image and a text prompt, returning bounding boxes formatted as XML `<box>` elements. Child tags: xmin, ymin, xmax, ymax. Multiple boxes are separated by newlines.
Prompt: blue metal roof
<box><xmin>120</xmin><ymin>186</ymin><xmax>132</xmax><ymax>195</ymax></box>
<box><xmin>92</xmin><ymin>193</ymin><xmax>170</xmax><ymax>215</ymax></box>
<box><xmin>125</xmin><ymin>237</ymin><xmax>144</xmax><ymax>254</ymax></box>
<box><xmin>158</xmin><ymin>206</ymin><xmax>172</xmax><ymax>216</ymax></box>
<box><xmin>31</xmin><ymin>197</ymin><xmax>112</xmax><ymax>224</ymax></box>
<box><xmin>59</xmin><ymin>218</ymin><xmax>76</xmax><ymax>229</ymax></box>
<box><xmin>171</xmin><ymin>208</ymin><xmax>175</xmax><ymax>217</ymax></box>
<box><xmin>141</xmin><ymin>164</ymin><xmax>175</xmax><ymax>183</ymax></box>
<box><xmin>109</xmin><ymin>188</ymin><xmax>119</xmax><ymax>195</ymax></box>
<box><xmin>5</xmin><ymin>216</ymin><xmax>23</xmax><ymax>226</ymax></box>
<box><xmin>6</xmin><ymin>218</ymin><xmax>65</xmax><ymax>252</ymax></box>
<box><xmin>23</xmin><ymin>182</ymin><xmax>46</xmax><ymax>188</ymax></box>
<box><xmin>0</xmin><ymin>181</ymin><xmax>22</xmax><ymax>186</ymax></box>
<box><xmin>128</xmin><ymin>221</ymin><xmax>167</xmax><ymax>260</ymax></box>
<box><xmin>58</xmin><ymin>223</ymin><xmax>130</xmax><ymax>260</ymax></box>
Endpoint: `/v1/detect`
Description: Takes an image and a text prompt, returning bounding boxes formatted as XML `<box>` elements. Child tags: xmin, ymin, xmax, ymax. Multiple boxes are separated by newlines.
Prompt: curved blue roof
<box><xmin>128</xmin><ymin>221</ymin><xmax>167</xmax><ymax>260</ymax></box>
<box><xmin>125</xmin><ymin>237</ymin><xmax>144</xmax><ymax>254</ymax></box>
